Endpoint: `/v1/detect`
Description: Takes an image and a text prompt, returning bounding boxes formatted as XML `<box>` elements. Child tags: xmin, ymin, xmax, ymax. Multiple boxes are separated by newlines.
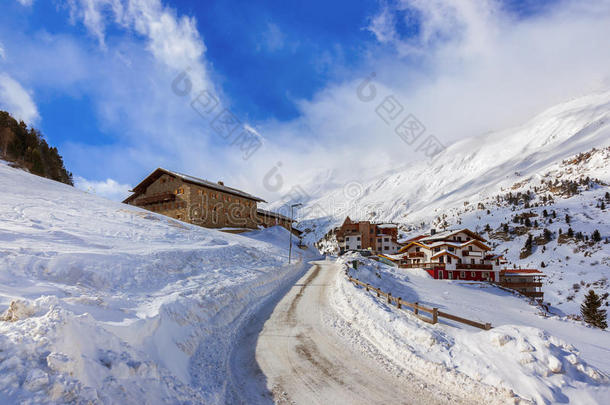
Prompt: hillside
<box><xmin>0</xmin><ymin>111</ymin><xmax>73</xmax><ymax>185</ymax></box>
<box><xmin>0</xmin><ymin>161</ymin><xmax>310</xmax><ymax>404</ymax></box>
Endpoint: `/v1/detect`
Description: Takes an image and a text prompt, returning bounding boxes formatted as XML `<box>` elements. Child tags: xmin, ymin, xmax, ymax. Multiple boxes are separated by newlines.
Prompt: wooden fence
<box><xmin>346</xmin><ymin>273</ymin><xmax>492</xmax><ymax>330</ymax></box>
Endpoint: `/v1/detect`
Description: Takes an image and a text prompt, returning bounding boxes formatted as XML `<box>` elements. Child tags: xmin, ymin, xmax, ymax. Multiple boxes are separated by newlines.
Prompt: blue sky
<box><xmin>0</xmin><ymin>0</ymin><xmax>608</xmax><ymax>201</ymax></box>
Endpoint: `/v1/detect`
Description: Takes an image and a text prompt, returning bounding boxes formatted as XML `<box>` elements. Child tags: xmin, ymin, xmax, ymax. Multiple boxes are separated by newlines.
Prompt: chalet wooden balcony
<box><xmin>408</xmin><ymin>251</ymin><xmax>425</xmax><ymax>258</ymax></box>
<box><xmin>134</xmin><ymin>192</ymin><xmax>176</xmax><ymax>206</ymax></box>
<box><xmin>455</xmin><ymin>263</ymin><xmax>493</xmax><ymax>270</ymax></box>
<box><xmin>499</xmin><ymin>282</ymin><xmax>543</xmax><ymax>288</ymax></box>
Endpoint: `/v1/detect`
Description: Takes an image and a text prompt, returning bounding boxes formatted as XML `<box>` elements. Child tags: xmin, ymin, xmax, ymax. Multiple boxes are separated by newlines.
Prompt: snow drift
<box><xmin>0</xmin><ymin>161</ymin><xmax>311</xmax><ymax>403</ymax></box>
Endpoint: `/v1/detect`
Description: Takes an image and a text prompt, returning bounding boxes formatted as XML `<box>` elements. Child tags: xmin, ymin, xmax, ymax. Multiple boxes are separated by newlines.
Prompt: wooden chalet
<box><xmin>123</xmin><ymin>168</ymin><xmax>265</xmax><ymax>230</ymax></box>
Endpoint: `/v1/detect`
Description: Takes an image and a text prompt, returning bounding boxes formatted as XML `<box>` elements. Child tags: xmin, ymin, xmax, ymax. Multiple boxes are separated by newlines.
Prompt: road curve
<box><xmin>254</xmin><ymin>260</ymin><xmax>458</xmax><ymax>405</ymax></box>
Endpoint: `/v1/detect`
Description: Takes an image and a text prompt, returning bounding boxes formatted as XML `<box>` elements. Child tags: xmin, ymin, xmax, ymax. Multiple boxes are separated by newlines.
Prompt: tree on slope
<box><xmin>581</xmin><ymin>290</ymin><xmax>607</xmax><ymax>329</ymax></box>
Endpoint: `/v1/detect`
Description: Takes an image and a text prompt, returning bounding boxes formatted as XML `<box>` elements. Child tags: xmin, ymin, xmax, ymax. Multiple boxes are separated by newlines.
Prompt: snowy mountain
<box><xmin>0</xmin><ymin>160</ymin><xmax>311</xmax><ymax>403</ymax></box>
<box><xmin>282</xmin><ymin>91</ymin><xmax>610</xmax><ymax>240</ymax></box>
<box><xmin>278</xmin><ymin>91</ymin><xmax>610</xmax><ymax>317</ymax></box>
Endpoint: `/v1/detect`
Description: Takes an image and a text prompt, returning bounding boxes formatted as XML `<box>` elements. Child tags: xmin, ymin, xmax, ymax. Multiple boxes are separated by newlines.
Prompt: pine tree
<box><xmin>592</xmin><ymin>230</ymin><xmax>601</xmax><ymax>242</ymax></box>
<box><xmin>567</xmin><ymin>227</ymin><xmax>574</xmax><ymax>237</ymax></box>
<box><xmin>565</xmin><ymin>214</ymin><xmax>570</xmax><ymax>224</ymax></box>
<box><xmin>552</xmin><ymin>210</ymin><xmax>557</xmax><ymax>219</ymax></box>
<box><xmin>525</xmin><ymin>217</ymin><xmax>532</xmax><ymax>227</ymax></box>
<box><xmin>540</xmin><ymin>261</ymin><xmax>546</xmax><ymax>268</ymax></box>
<box><xmin>581</xmin><ymin>290</ymin><xmax>607</xmax><ymax>329</ymax></box>
<box><xmin>543</xmin><ymin>228</ymin><xmax>552</xmax><ymax>242</ymax></box>
<box><xmin>601</xmin><ymin>201</ymin><xmax>606</xmax><ymax>210</ymax></box>
<box><xmin>543</xmin><ymin>209</ymin><xmax>548</xmax><ymax>217</ymax></box>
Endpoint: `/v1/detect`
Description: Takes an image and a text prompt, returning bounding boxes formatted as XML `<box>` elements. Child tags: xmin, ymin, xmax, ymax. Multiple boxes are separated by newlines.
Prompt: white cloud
<box><xmin>0</xmin><ymin>73</ymin><xmax>39</xmax><ymax>123</ymax></box>
<box><xmin>74</xmin><ymin>176</ymin><xmax>132</xmax><ymax>201</ymax></box>
<box><xmin>16</xmin><ymin>0</ymin><xmax>35</xmax><ymax>6</ymax></box>
<box><xmin>66</xmin><ymin>0</ymin><xmax>211</xmax><ymax>91</ymax></box>
<box><xmin>0</xmin><ymin>41</ymin><xmax>5</xmax><ymax>60</ymax></box>
<box><xmin>233</xmin><ymin>0</ymin><xmax>610</xmax><ymax>201</ymax></box>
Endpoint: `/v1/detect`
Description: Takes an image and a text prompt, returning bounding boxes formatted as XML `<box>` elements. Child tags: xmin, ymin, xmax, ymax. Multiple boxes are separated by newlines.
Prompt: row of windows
<box><xmin>441</xmin><ymin>271</ymin><xmax>490</xmax><ymax>280</ymax></box>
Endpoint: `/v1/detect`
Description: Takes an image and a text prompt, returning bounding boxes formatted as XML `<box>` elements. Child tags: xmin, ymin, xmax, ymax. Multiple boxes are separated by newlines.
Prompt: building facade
<box><xmin>498</xmin><ymin>269</ymin><xmax>545</xmax><ymax>300</ymax></box>
<box><xmin>123</xmin><ymin>168</ymin><xmax>265</xmax><ymax>230</ymax></box>
<box><xmin>389</xmin><ymin>229</ymin><xmax>506</xmax><ymax>282</ymax></box>
<box><xmin>335</xmin><ymin>217</ymin><xmax>400</xmax><ymax>254</ymax></box>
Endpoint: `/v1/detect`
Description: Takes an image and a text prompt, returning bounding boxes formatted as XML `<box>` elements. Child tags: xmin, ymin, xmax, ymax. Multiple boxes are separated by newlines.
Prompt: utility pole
<box><xmin>289</xmin><ymin>203</ymin><xmax>302</xmax><ymax>264</ymax></box>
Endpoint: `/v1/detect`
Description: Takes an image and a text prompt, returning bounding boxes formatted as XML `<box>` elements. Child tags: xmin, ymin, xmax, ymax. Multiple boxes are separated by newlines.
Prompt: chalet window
<box><xmin>469</xmin><ymin>245</ymin><xmax>473</xmax><ymax>251</ymax></box>
<box><xmin>357</xmin><ymin>236</ymin><xmax>361</xmax><ymax>241</ymax></box>
<box><xmin>438</xmin><ymin>271</ymin><xmax>443</xmax><ymax>279</ymax></box>
<box><xmin>471</xmin><ymin>259</ymin><xmax>475</xmax><ymax>264</ymax></box>
<box><xmin>384</xmin><ymin>238</ymin><xmax>389</xmax><ymax>242</ymax></box>
<box><xmin>460</xmin><ymin>271</ymin><xmax>465</xmax><ymax>278</ymax></box>
<box><xmin>435</xmin><ymin>247</ymin><xmax>440</xmax><ymax>252</ymax></box>
<box><xmin>415</xmin><ymin>247</ymin><xmax>420</xmax><ymax>252</ymax></box>
<box><xmin>448</xmin><ymin>272</ymin><xmax>453</xmax><ymax>279</ymax></box>
<box><xmin>483</xmin><ymin>272</ymin><xmax>489</xmax><ymax>279</ymax></box>
<box><xmin>377</xmin><ymin>239</ymin><xmax>381</xmax><ymax>243</ymax></box>
<box><xmin>384</xmin><ymin>246</ymin><xmax>389</xmax><ymax>250</ymax></box>
<box><xmin>357</xmin><ymin>245</ymin><xmax>361</xmax><ymax>249</ymax></box>
<box><xmin>471</xmin><ymin>272</ymin><xmax>476</xmax><ymax>277</ymax></box>
<box><xmin>448</xmin><ymin>247</ymin><xmax>454</xmax><ymax>252</ymax></box>
<box><xmin>346</xmin><ymin>236</ymin><xmax>350</xmax><ymax>241</ymax></box>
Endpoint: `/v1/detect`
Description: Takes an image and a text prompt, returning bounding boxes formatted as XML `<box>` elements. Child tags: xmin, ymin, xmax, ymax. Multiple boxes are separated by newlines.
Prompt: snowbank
<box><xmin>330</xmin><ymin>253</ymin><xmax>609</xmax><ymax>404</ymax></box>
<box><xmin>0</xmin><ymin>162</ymin><xmax>313</xmax><ymax>403</ymax></box>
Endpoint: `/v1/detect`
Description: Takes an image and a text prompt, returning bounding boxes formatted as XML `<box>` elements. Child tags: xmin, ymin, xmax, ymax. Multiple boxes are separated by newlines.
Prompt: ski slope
<box><xmin>0</xmin><ymin>161</ymin><xmax>311</xmax><ymax>404</ymax></box>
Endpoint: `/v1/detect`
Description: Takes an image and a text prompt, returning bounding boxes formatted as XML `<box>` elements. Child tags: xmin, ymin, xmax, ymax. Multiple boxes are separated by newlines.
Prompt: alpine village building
<box><xmin>335</xmin><ymin>217</ymin><xmax>401</xmax><ymax>255</ymax></box>
<box><xmin>336</xmin><ymin>221</ymin><xmax>544</xmax><ymax>301</ymax></box>
<box><xmin>123</xmin><ymin>168</ymin><xmax>295</xmax><ymax>233</ymax></box>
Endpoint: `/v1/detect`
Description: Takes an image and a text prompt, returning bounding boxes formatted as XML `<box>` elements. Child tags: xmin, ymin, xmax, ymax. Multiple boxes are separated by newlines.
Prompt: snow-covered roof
<box><xmin>377</xmin><ymin>223</ymin><xmax>397</xmax><ymax>229</ymax></box>
<box><xmin>127</xmin><ymin>168</ymin><xmax>266</xmax><ymax>203</ymax></box>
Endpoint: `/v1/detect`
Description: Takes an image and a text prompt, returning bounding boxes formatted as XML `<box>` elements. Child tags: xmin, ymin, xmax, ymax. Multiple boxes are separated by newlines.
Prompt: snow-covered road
<box><xmin>249</xmin><ymin>260</ymin><xmax>471</xmax><ymax>405</ymax></box>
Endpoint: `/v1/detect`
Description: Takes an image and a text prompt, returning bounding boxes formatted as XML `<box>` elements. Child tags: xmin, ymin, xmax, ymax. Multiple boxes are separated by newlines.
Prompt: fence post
<box><xmin>397</xmin><ymin>297</ymin><xmax>402</xmax><ymax>309</ymax></box>
<box><xmin>485</xmin><ymin>322</ymin><xmax>492</xmax><ymax>330</ymax></box>
<box><xmin>376</xmin><ymin>289</ymin><xmax>380</xmax><ymax>297</ymax></box>
<box><xmin>432</xmin><ymin>308</ymin><xmax>438</xmax><ymax>324</ymax></box>
<box><xmin>387</xmin><ymin>292</ymin><xmax>392</xmax><ymax>304</ymax></box>
<box><xmin>414</xmin><ymin>302</ymin><xmax>418</xmax><ymax>315</ymax></box>
<box><xmin>366</xmin><ymin>283</ymin><xmax>369</xmax><ymax>292</ymax></box>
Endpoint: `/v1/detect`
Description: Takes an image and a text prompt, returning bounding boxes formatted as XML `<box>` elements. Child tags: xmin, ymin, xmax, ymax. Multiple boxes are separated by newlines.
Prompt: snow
<box><xmin>331</xmin><ymin>253</ymin><xmax>609</xmax><ymax>404</ymax></box>
<box><xmin>0</xmin><ymin>161</ymin><xmax>313</xmax><ymax>403</ymax></box>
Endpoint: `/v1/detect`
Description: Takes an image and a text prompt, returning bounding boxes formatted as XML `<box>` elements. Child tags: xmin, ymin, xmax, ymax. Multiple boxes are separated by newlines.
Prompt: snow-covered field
<box><xmin>0</xmin><ymin>161</ymin><xmax>312</xmax><ymax>403</ymax></box>
<box><xmin>332</xmin><ymin>253</ymin><xmax>609</xmax><ymax>404</ymax></box>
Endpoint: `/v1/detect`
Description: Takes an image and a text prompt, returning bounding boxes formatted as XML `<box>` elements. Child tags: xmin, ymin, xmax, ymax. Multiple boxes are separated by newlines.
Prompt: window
<box><xmin>357</xmin><ymin>236</ymin><xmax>361</xmax><ymax>241</ymax></box>
<box><xmin>435</xmin><ymin>247</ymin><xmax>440</xmax><ymax>252</ymax></box>
<box><xmin>356</xmin><ymin>245</ymin><xmax>361</xmax><ymax>249</ymax></box>
<box><xmin>448</xmin><ymin>247</ymin><xmax>454</xmax><ymax>252</ymax></box>
<box><xmin>471</xmin><ymin>272</ymin><xmax>476</xmax><ymax>277</ymax></box>
<box><xmin>415</xmin><ymin>247</ymin><xmax>420</xmax><ymax>252</ymax></box>
<box><xmin>469</xmin><ymin>245</ymin><xmax>473</xmax><ymax>251</ymax></box>
<box><xmin>448</xmin><ymin>272</ymin><xmax>453</xmax><ymax>279</ymax></box>
<box><xmin>460</xmin><ymin>271</ymin><xmax>465</xmax><ymax>278</ymax></box>
<box><xmin>438</xmin><ymin>271</ymin><xmax>444</xmax><ymax>280</ymax></box>
<box><xmin>384</xmin><ymin>238</ymin><xmax>389</xmax><ymax>242</ymax></box>
<box><xmin>346</xmin><ymin>237</ymin><xmax>350</xmax><ymax>241</ymax></box>
<box><xmin>471</xmin><ymin>259</ymin><xmax>475</xmax><ymax>264</ymax></box>
<box><xmin>377</xmin><ymin>239</ymin><xmax>381</xmax><ymax>243</ymax></box>
<box><xmin>483</xmin><ymin>272</ymin><xmax>489</xmax><ymax>279</ymax></box>
<box><xmin>384</xmin><ymin>246</ymin><xmax>389</xmax><ymax>250</ymax></box>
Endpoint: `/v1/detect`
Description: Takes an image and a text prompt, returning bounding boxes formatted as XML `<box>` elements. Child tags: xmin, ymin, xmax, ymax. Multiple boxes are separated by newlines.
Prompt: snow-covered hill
<box><xmin>334</xmin><ymin>253</ymin><xmax>609</xmax><ymax>404</ymax></box>
<box><xmin>0</xmin><ymin>161</ymin><xmax>310</xmax><ymax>403</ymax></box>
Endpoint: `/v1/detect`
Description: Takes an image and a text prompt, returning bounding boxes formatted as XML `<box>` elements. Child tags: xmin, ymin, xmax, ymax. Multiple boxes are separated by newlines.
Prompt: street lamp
<box><xmin>288</xmin><ymin>203</ymin><xmax>302</xmax><ymax>264</ymax></box>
